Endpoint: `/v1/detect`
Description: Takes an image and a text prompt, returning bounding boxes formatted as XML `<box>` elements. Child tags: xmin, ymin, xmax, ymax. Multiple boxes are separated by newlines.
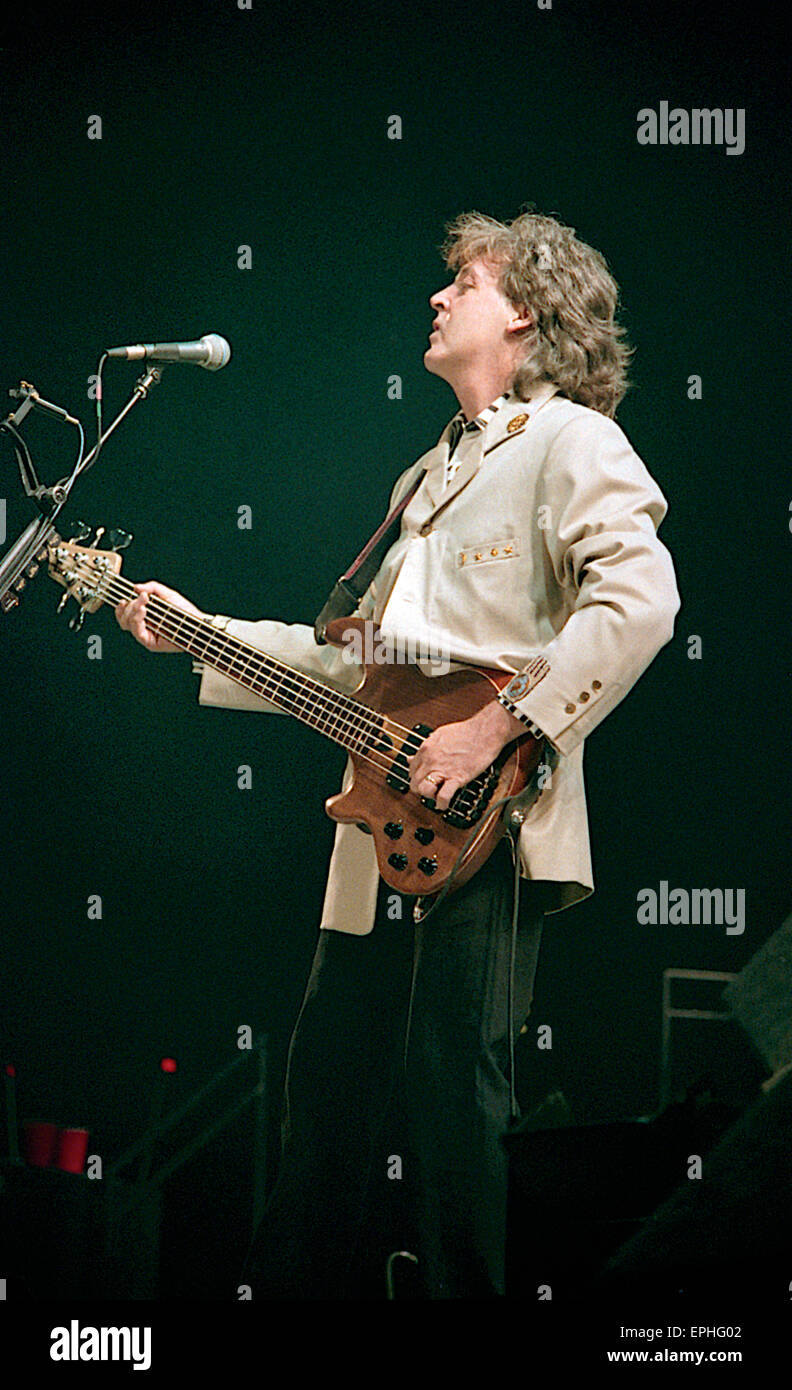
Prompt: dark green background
<box><xmin>1</xmin><ymin>0</ymin><xmax>789</xmax><ymax>1294</ymax></box>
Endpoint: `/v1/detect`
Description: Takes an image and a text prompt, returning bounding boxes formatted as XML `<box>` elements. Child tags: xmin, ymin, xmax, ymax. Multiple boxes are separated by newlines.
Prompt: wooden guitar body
<box><xmin>322</xmin><ymin>618</ymin><xmax>543</xmax><ymax>896</ymax></box>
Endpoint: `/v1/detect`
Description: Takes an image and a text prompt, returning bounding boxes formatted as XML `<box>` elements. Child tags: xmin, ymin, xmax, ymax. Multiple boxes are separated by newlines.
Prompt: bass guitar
<box><xmin>46</xmin><ymin>531</ymin><xmax>545</xmax><ymax>897</ymax></box>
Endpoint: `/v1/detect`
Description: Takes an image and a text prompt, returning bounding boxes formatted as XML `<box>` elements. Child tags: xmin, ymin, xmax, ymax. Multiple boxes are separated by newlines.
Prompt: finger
<box><xmin>115</xmin><ymin>600</ymin><xmax>142</xmax><ymax>633</ymax></box>
<box><xmin>115</xmin><ymin>584</ymin><xmax>146</xmax><ymax>625</ymax></box>
<box><xmin>435</xmin><ymin>778</ymin><xmax>462</xmax><ymax>811</ymax></box>
<box><xmin>415</xmin><ymin>766</ymin><xmax>437</xmax><ymax>783</ymax></box>
<box><xmin>127</xmin><ymin>597</ymin><xmax>158</xmax><ymax>647</ymax></box>
<box><xmin>412</xmin><ymin>769</ymin><xmax>443</xmax><ymax>795</ymax></box>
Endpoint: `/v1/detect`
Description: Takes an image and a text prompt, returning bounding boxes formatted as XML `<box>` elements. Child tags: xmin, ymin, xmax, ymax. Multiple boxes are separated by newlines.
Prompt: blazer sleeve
<box><xmin>504</xmin><ymin>413</ymin><xmax>681</xmax><ymax>755</ymax></box>
<box><xmin>196</xmin><ymin>611</ymin><xmax>371</xmax><ymax>713</ymax></box>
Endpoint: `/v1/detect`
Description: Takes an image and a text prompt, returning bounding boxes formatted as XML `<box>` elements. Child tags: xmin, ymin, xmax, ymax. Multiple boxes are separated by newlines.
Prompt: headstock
<box><xmin>47</xmin><ymin>523</ymin><xmax>133</xmax><ymax>630</ymax></box>
<box><xmin>0</xmin><ymin>540</ymin><xmax>51</xmax><ymax>613</ymax></box>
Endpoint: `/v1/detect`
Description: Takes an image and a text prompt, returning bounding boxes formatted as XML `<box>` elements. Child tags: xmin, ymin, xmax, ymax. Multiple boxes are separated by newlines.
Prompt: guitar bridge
<box><xmin>442</xmin><ymin>762</ymin><xmax>501</xmax><ymax>828</ymax></box>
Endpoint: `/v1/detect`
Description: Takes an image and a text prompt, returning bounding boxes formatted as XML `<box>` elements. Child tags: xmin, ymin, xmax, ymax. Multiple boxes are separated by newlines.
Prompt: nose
<box><xmin>429</xmin><ymin>283</ymin><xmax>452</xmax><ymax>311</ymax></box>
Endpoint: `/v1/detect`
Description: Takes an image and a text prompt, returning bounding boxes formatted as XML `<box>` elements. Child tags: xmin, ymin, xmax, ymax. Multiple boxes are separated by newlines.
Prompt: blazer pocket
<box><xmin>456</xmin><ymin>537</ymin><xmax>521</xmax><ymax>568</ymax></box>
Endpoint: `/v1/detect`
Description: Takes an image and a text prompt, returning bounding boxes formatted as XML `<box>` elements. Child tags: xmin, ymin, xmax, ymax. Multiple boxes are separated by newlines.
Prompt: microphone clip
<box><xmin>134</xmin><ymin>366</ymin><xmax>163</xmax><ymax>397</ymax></box>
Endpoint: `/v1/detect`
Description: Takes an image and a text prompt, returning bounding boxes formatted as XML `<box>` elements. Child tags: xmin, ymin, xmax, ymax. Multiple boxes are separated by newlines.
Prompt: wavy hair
<box><xmin>441</xmin><ymin>209</ymin><xmax>632</xmax><ymax>417</ymax></box>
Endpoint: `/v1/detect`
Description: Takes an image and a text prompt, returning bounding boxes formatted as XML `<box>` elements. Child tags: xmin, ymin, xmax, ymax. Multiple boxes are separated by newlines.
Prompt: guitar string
<box><xmin>68</xmin><ymin>562</ymin><xmax>494</xmax><ymax>813</ymax></box>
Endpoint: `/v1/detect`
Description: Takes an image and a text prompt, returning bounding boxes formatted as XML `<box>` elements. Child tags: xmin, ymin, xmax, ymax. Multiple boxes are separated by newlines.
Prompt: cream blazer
<box><xmin>197</xmin><ymin>384</ymin><xmax>681</xmax><ymax>931</ymax></box>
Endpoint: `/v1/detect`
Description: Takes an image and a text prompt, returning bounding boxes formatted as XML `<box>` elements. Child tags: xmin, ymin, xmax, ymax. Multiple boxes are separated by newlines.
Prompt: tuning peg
<box><xmin>68</xmin><ymin>607</ymin><xmax>86</xmax><ymax>632</ymax></box>
<box><xmin>67</xmin><ymin>520</ymin><xmax>92</xmax><ymax>542</ymax></box>
<box><xmin>57</xmin><ymin>592</ymin><xmax>71</xmax><ymax>614</ymax></box>
<box><xmin>108</xmin><ymin>528</ymin><xmax>133</xmax><ymax>551</ymax></box>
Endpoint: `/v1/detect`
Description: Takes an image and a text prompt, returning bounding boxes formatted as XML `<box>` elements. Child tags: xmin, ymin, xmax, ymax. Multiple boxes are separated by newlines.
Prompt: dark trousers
<box><xmin>243</xmin><ymin>838</ymin><xmax>545</xmax><ymax>1299</ymax></box>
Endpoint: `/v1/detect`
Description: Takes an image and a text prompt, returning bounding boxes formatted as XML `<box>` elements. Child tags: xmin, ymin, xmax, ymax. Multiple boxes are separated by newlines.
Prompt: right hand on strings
<box><xmin>115</xmin><ymin>581</ymin><xmax>207</xmax><ymax>653</ymax></box>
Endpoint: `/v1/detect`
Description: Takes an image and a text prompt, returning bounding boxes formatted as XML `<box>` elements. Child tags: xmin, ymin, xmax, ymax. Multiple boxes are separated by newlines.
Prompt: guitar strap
<box><xmin>313</xmin><ymin>467</ymin><xmax>426</xmax><ymax>644</ymax></box>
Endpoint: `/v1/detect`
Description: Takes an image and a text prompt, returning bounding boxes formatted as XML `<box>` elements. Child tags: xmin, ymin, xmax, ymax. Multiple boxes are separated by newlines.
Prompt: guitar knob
<box><xmin>387</xmin><ymin>853</ymin><xmax>408</xmax><ymax>871</ymax></box>
<box><xmin>418</xmin><ymin>857</ymin><xmax>438</xmax><ymax>876</ymax></box>
<box><xmin>384</xmin><ymin>821</ymin><xmax>403</xmax><ymax>839</ymax></box>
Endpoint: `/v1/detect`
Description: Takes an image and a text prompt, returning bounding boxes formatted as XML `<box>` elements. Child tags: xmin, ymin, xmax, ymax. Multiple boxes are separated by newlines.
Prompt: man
<box><xmin>115</xmin><ymin>209</ymin><xmax>681</xmax><ymax>1298</ymax></box>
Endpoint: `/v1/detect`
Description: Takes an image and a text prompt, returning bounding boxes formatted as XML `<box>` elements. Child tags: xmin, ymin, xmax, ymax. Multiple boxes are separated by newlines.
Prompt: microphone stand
<box><xmin>0</xmin><ymin>366</ymin><xmax>163</xmax><ymax>612</ymax></box>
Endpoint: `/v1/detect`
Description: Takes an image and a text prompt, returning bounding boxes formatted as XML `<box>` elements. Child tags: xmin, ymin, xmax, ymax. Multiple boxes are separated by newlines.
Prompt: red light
<box><xmin>5</xmin><ymin>1064</ymin><xmax>16</xmax><ymax>1077</ymax></box>
<box><xmin>160</xmin><ymin>1057</ymin><xmax>177</xmax><ymax>1073</ymax></box>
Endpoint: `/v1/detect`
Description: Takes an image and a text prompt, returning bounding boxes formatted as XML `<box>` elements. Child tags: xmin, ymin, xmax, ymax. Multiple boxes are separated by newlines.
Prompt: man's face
<box><xmin>424</xmin><ymin>256</ymin><xmax>524</xmax><ymax>383</ymax></box>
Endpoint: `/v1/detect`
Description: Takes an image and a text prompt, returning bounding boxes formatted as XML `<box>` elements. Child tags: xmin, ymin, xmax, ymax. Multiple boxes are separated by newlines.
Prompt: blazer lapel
<box><xmin>412</xmin><ymin>422</ymin><xmax>487</xmax><ymax>523</ymax></box>
<box><xmin>427</xmin><ymin>430</ymin><xmax>485</xmax><ymax>515</ymax></box>
<box><xmin>417</xmin><ymin>438</ymin><xmax>450</xmax><ymax>511</ymax></box>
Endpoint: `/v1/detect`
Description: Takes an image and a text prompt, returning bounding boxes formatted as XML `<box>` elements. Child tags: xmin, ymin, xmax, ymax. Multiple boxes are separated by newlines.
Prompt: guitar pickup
<box><xmin>386</xmin><ymin>771</ymin><xmax>409</xmax><ymax>793</ymax></box>
<box><xmin>387</xmin><ymin>724</ymin><xmax>433</xmax><ymax>794</ymax></box>
<box><xmin>387</xmin><ymin>749</ymin><xmax>410</xmax><ymax>793</ymax></box>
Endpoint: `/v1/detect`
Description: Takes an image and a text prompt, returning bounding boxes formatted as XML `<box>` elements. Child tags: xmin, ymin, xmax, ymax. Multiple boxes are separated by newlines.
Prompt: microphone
<box><xmin>105</xmin><ymin>333</ymin><xmax>231</xmax><ymax>370</ymax></box>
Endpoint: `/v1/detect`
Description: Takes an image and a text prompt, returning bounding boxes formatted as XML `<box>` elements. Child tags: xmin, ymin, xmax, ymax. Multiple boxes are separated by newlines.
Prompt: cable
<box><xmin>78</xmin><ymin>351</ymin><xmax>108</xmax><ymax>477</ymax></box>
<box><xmin>505</xmin><ymin>819</ymin><xmax>523</xmax><ymax>1122</ymax></box>
<box><xmin>56</xmin><ymin>415</ymin><xmax>86</xmax><ymax>499</ymax></box>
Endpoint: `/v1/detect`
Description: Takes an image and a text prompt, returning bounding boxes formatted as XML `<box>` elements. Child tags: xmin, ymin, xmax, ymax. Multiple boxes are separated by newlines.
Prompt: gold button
<box><xmin>564</xmin><ymin>703</ymin><xmax>575</xmax><ymax>714</ymax></box>
<box><xmin>504</xmin><ymin>545</ymin><xmax>513</xmax><ymax>554</ymax></box>
<box><xmin>507</xmin><ymin>413</ymin><xmax>529</xmax><ymax>432</ymax></box>
<box><xmin>491</xmin><ymin>547</ymin><xmax>499</xmax><ymax>556</ymax></box>
<box><xmin>474</xmin><ymin>552</ymin><xmax>483</xmax><ymax>561</ymax></box>
<box><xmin>592</xmin><ymin>680</ymin><xmax>602</xmax><ymax>690</ymax></box>
<box><xmin>579</xmin><ymin>691</ymin><xmax>590</xmax><ymax>702</ymax></box>
<box><xmin>460</xmin><ymin>553</ymin><xmax>466</xmax><ymax>565</ymax></box>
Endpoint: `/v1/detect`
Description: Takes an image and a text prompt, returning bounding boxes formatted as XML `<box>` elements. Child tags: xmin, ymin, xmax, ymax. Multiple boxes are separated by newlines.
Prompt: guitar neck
<box><xmin>105</xmin><ymin>585</ymin><xmax>370</xmax><ymax>754</ymax></box>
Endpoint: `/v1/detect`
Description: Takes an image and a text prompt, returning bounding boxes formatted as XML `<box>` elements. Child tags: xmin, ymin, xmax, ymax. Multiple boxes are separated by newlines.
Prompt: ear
<box><xmin>507</xmin><ymin>305</ymin><xmax>534</xmax><ymax>335</ymax></box>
